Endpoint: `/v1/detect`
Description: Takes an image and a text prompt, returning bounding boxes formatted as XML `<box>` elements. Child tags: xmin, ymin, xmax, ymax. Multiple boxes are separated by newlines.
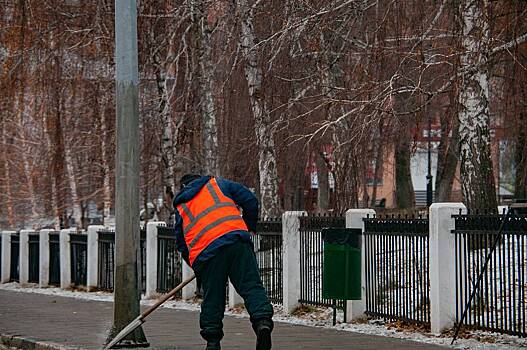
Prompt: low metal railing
<box><xmin>364</xmin><ymin>215</ymin><xmax>430</xmax><ymax>325</ymax></box>
<box><xmin>28</xmin><ymin>234</ymin><xmax>40</xmax><ymax>283</ymax></box>
<box><xmin>157</xmin><ymin>226</ymin><xmax>182</xmax><ymax>295</ymax></box>
<box><xmin>453</xmin><ymin>210</ymin><xmax>527</xmax><ymax>337</ymax></box>
<box><xmin>97</xmin><ymin>229</ymin><xmax>115</xmax><ymax>291</ymax></box>
<box><xmin>253</xmin><ymin>219</ymin><xmax>283</xmax><ymax>304</ymax></box>
<box><xmin>97</xmin><ymin>228</ymin><xmax>146</xmax><ymax>292</ymax></box>
<box><xmin>10</xmin><ymin>233</ymin><xmax>19</xmax><ymax>282</ymax></box>
<box><xmin>49</xmin><ymin>232</ymin><xmax>60</xmax><ymax>286</ymax></box>
<box><xmin>70</xmin><ymin>233</ymin><xmax>87</xmax><ymax>287</ymax></box>
<box><xmin>299</xmin><ymin>214</ymin><xmax>346</xmax><ymax>309</ymax></box>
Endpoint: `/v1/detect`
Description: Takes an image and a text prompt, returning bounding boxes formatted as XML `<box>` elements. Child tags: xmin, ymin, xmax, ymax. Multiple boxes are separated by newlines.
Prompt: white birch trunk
<box><xmin>99</xmin><ymin>95</ymin><xmax>112</xmax><ymax>222</ymax></box>
<box><xmin>65</xmin><ymin>146</ymin><xmax>83</xmax><ymax>228</ymax></box>
<box><xmin>42</xmin><ymin>113</ymin><xmax>61</xmax><ymax>230</ymax></box>
<box><xmin>192</xmin><ymin>0</ymin><xmax>219</xmax><ymax>175</ymax></box>
<box><xmin>16</xmin><ymin>93</ymin><xmax>39</xmax><ymax>221</ymax></box>
<box><xmin>458</xmin><ymin>0</ymin><xmax>497</xmax><ymax>209</ymax></box>
<box><xmin>238</xmin><ymin>0</ymin><xmax>280</xmax><ymax>218</ymax></box>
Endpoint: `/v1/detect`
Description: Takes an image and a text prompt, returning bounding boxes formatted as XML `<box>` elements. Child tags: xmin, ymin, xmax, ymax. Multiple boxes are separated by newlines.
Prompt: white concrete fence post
<box><xmin>283</xmin><ymin>211</ymin><xmax>306</xmax><ymax>314</ymax></box>
<box><xmin>19</xmin><ymin>230</ymin><xmax>35</xmax><ymax>285</ymax></box>
<box><xmin>39</xmin><ymin>229</ymin><xmax>54</xmax><ymax>287</ymax></box>
<box><xmin>146</xmin><ymin>221</ymin><xmax>163</xmax><ymax>298</ymax></box>
<box><xmin>87</xmin><ymin>225</ymin><xmax>105</xmax><ymax>291</ymax></box>
<box><xmin>228</xmin><ymin>279</ymin><xmax>244</xmax><ymax>308</ymax></box>
<box><xmin>429</xmin><ymin>202</ymin><xmax>466</xmax><ymax>334</ymax></box>
<box><xmin>345</xmin><ymin>209</ymin><xmax>376</xmax><ymax>322</ymax></box>
<box><xmin>182</xmin><ymin>261</ymin><xmax>196</xmax><ymax>300</ymax></box>
<box><xmin>1</xmin><ymin>231</ymin><xmax>16</xmax><ymax>283</ymax></box>
<box><xmin>60</xmin><ymin>229</ymin><xmax>73</xmax><ymax>289</ymax></box>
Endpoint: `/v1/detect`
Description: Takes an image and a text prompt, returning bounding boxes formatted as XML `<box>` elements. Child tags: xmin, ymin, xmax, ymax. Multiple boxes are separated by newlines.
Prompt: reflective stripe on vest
<box><xmin>177</xmin><ymin>178</ymin><xmax>248</xmax><ymax>266</ymax></box>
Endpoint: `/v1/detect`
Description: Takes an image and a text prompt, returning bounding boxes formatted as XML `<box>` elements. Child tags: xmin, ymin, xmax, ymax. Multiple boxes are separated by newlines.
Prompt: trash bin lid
<box><xmin>321</xmin><ymin>228</ymin><xmax>361</xmax><ymax>248</ymax></box>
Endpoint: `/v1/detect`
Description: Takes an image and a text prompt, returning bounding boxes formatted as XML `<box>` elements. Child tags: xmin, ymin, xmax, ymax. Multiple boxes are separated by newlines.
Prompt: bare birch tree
<box><xmin>236</xmin><ymin>0</ymin><xmax>280</xmax><ymax>217</ymax></box>
<box><xmin>458</xmin><ymin>0</ymin><xmax>497</xmax><ymax>210</ymax></box>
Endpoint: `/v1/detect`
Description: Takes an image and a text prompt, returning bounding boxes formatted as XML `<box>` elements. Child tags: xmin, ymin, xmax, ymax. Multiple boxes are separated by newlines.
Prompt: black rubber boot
<box><xmin>205</xmin><ymin>341</ymin><xmax>221</xmax><ymax>350</ymax></box>
<box><xmin>255</xmin><ymin>321</ymin><xmax>272</xmax><ymax>350</ymax></box>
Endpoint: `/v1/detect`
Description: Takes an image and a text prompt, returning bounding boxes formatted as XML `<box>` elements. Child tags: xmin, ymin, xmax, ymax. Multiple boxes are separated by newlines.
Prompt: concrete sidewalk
<box><xmin>0</xmin><ymin>290</ymin><xmax>447</xmax><ymax>350</ymax></box>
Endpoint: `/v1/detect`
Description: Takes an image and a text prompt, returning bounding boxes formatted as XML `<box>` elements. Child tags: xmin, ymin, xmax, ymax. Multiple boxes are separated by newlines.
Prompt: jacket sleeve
<box><xmin>219</xmin><ymin>178</ymin><xmax>259</xmax><ymax>232</ymax></box>
<box><xmin>173</xmin><ymin>209</ymin><xmax>190</xmax><ymax>265</ymax></box>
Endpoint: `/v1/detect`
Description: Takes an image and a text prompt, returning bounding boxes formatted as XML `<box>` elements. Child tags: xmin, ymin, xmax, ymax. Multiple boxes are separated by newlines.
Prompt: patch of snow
<box><xmin>1</xmin><ymin>283</ymin><xmax>526</xmax><ymax>349</ymax></box>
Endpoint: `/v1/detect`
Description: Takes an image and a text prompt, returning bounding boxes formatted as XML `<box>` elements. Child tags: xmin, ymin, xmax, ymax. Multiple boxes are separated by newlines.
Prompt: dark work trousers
<box><xmin>197</xmin><ymin>240</ymin><xmax>274</xmax><ymax>342</ymax></box>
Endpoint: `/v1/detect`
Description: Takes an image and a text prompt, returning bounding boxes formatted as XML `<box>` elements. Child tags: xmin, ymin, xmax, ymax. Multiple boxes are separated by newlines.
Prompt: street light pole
<box><xmin>109</xmin><ymin>0</ymin><xmax>147</xmax><ymax>346</ymax></box>
<box><xmin>426</xmin><ymin>111</ymin><xmax>433</xmax><ymax>207</ymax></box>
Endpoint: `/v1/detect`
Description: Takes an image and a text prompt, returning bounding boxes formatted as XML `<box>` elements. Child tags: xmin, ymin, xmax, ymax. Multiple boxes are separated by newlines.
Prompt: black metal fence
<box><xmin>363</xmin><ymin>215</ymin><xmax>430</xmax><ymax>325</ymax></box>
<box><xmin>157</xmin><ymin>226</ymin><xmax>182</xmax><ymax>295</ymax></box>
<box><xmin>98</xmin><ymin>229</ymin><xmax>114</xmax><ymax>291</ymax></box>
<box><xmin>49</xmin><ymin>232</ymin><xmax>60</xmax><ymax>286</ymax></box>
<box><xmin>28</xmin><ymin>234</ymin><xmax>40</xmax><ymax>283</ymax></box>
<box><xmin>10</xmin><ymin>233</ymin><xmax>19</xmax><ymax>282</ymax></box>
<box><xmin>97</xmin><ymin>228</ymin><xmax>147</xmax><ymax>292</ymax></box>
<box><xmin>453</xmin><ymin>210</ymin><xmax>527</xmax><ymax>337</ymax></box>
<box><xmin>70</xmin><ymin>233</ymin><xmax>87</xmax><ymax>287</ymax></box>
<box><xmin>253</xmin><ymin>219</ymin><xmax>283</xmax><ymax>304</ymax></box>
<box><xmin>299</xmin><ymin>214</ymin><xmax>346</xmax><ymax>309</ymax></box>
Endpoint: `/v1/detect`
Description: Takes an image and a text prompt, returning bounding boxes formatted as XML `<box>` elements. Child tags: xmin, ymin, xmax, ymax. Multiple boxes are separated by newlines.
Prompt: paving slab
<box><xmin>0</xmin><ymin>290</ymin><xmax>447</xmax><ymax>350</ymax></box>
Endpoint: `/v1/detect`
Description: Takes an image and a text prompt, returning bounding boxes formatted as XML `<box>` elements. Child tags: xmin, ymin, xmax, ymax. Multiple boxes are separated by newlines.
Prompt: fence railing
<box><xmin>70</xmin><ymin>233</ymin><xmax>87</xmax><ymax>287</ymax></box>
<box><xmin>10</xmin><ymin>233</ymin><xmax>19</xmax><ymax>282</ymax></box>
<box><xmin>28</xmin><ymin>234</ymin><xmax>39</xmax><ymax>283</ymax></box>
<box><xmin>363</xmin><ymin>215</ymin><xmax>430</xmax><ymax>325</ymax></box>
<box><xmin>97</xmin><ymin>228</ymin><xmax>147</xmax><ymax>292</ymax></box>
<box><xmin>156</xmin><ymin>226</ymin><xmax>182</xmax><ymax>295</ymax></box>
<box><xmin>253</xmin><ymin>219</ymin><xmax>283</xmax><ymax>304</ymax></box>
<box><xmin>97</xmin><ymin>229</ymin><xmax>115</xmax><ymax>291</ymax></box>
<box><xmin>299</xmin><ymin>214</ymin><xmax>346</xmax><ymax>309</ymax></box>
<box><xmin>49</xmin><ymin>232</ymin><xmax>60</xmax><ymax>286</ymax></box>
<box><xmin>453</xmin><ymin>211</ymin><xmax>527</xmax><ymax>337</ymax></box>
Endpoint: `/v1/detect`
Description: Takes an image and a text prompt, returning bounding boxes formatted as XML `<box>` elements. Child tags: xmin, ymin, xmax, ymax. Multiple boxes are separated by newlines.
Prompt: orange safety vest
<box><xmin>176</xmin><ymin>178</ymin><xmax>248</xmax><ymax>266</ymax></box>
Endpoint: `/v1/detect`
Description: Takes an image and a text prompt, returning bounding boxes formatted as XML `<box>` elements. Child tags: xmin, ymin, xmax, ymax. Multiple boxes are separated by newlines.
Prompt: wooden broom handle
<box><xmin>141</xmin><ymin>274</ymin><xmax>196</xmax><ymax>319</ymax></box>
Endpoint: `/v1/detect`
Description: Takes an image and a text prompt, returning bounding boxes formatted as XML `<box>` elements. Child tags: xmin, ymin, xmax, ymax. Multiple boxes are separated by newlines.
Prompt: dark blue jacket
<box><xmin>172</xmin><ymin>176</ymin><xmax>258</xmax><ymax>272</ymax></box>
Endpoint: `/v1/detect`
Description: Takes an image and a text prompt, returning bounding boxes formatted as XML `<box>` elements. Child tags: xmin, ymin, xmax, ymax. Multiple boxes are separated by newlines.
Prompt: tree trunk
<box><xmin>15</xmin><ymin>2</ymin><xmax>39</xmax><ymax>222</ymax></box>
<box><xmin>0</xmin><ymin>120</ymin><xmax>15</xmax><ymax>226</ymax></box>
<box><xmin>64</xmin><ymin>146</ymin><xmax>83</xmax><ymax>228</ymax></box>
<box><xmin>316</xmin><ymin>151</ymin><xmax>329</xmax><ymax>213</ymax></box>
<box><xmin>99</xmin><ymin>91</ymin><xmax>112</xmax><ymax>223</ymax></box>
<box><xmin>370</xmin><ymin>119</ymin><xmax>384</xmax><ymax>207</ymax></box>
<box><xmin>515</xmin><ymin>112</ymin><xmax>527</xmax><ymax>199</ymax></box>
<box><xmin>192</xmin><ymin>0</ymin><xmax>219</xmax><ymax>176</ymax></box>
<box><xmin>395</xmin><ymin>127</ymin><xmax>415</xmax><ymax>209</ymax></box>
<box><xmin>237</xmin><ymin>0</ymin><xmax>280</xmax><ymax>218</ymax></box>
<box><xmin>435</xmin><ymin>112</ymin><xmax>460</xmax><ymax>202</ymax></box>
<box><xmin>458</xmin><ymin>0</ymin><xmax>497</xmax><ymax>210</ymax></box>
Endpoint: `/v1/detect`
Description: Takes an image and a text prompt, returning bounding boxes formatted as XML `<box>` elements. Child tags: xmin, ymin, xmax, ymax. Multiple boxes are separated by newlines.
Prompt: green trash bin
<box><xmin>322</xmin><ymin>228</ymin><xmax>362</xmax><ymax>300</ymax></box>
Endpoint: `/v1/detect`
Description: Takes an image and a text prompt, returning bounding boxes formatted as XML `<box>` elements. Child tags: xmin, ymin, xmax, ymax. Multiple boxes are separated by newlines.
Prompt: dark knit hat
<box><xmin>180</xmin><ymin>173</ymin><xmax>201</xmax><ymax>189</ymax></box>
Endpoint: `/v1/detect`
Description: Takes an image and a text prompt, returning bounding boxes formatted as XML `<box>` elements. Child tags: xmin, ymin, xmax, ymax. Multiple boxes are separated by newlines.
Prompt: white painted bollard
<box><xmin>228</xmin><ymin>280</ymin><xmax>243</xmax><ymax>308</ymax></box>
<box><xmin>19</xmin><ymin>230</ymin><xmax>35</xmax><ymax>285</ymax></box>
<box><xmin>1</xmin><ymin>231</ymin><xmax>15</xmax><ymax>283</ymax></box>
<box><xmin>60</xmin><ymin>229</ymin><xmax>72</xmax><ymax>289</ymax></box>
<box><xmin>345</xmin><ymin>209</ymin><xmax>376</xmax><ymax>322</ymax></box>
<box><xmin>283</xmin><ymin>211</ymin><xmax>306</xmax><ymax>314</ymax></box>
<box><xmin>87</xmin><ymin>225</ymin><xmax>105</xmax><ymax>291</ymax></box>
<box><xmin>39</xmin><ymin>229</ymin><xmax>54</xmax><ymax>287</ymax></box>
<box><xmin>145</xmin><ymin>222</ymin><xmax>164</xmax><ymax>298</ymax></box>
<box><xmin>429</xmin><ymin>202</ymin><xmax>466</xmax><ymax>334</ymax></box>
<box><xmin>182</xmin><ymin>260</ymin><xmax>196</xmax><ymax>300</ymax></box>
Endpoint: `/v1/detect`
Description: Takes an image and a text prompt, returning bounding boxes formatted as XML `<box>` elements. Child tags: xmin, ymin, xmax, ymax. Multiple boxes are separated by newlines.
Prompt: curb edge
<box><xmin>0</xmin><ymin>334</ymin><xmax>81</xmax><ymax>350</ymax></box>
